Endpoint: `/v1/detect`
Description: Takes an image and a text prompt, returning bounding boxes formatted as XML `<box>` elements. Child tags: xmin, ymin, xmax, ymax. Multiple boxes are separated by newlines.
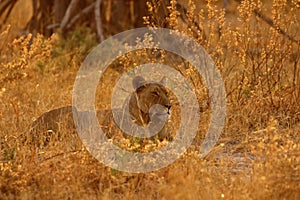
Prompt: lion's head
<box><xmin>128</xmin><ymin>76</ymin><xmax>171</xmax><ymax>139</ymax></box>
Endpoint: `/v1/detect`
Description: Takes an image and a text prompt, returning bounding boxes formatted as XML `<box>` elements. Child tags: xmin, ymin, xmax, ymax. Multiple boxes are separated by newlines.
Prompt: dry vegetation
<box><xmin>0</xmin><ymin>0</ymin><xmax>299</xmax><ymax>199</ymax></box>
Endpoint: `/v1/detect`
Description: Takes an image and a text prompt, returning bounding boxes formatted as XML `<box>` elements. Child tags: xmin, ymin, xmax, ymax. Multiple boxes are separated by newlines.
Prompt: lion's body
<box><xmin>26</xmin><ymin>76</ymin><xmax>171</xmax><ymax>148</ymax></box>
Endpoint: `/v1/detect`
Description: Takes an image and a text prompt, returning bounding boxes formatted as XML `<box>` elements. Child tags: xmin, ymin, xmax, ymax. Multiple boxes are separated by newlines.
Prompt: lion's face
<box><xmin>129</xmin><ymin>76</ymin><xmax>171</xmax><ymax>127</ymax></box>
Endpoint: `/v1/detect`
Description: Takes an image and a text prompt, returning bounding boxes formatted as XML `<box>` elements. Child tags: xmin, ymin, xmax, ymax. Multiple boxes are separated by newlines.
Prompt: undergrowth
<box><xmin>0</xmin><ymin>0</ymin><xmax>299</xmax><ymax>199</ymax></box>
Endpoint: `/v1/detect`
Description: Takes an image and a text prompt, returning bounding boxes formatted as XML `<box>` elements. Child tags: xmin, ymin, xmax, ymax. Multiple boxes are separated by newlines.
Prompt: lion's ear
<box><xmin>132</xmin><ymin>76</ymin><xmax>146</xmax><ymax>89</ymax></box>
<box><xmin>159</xmin><ymin>76</ymin><xmax>167</xmax><ymax>86</ymax></box>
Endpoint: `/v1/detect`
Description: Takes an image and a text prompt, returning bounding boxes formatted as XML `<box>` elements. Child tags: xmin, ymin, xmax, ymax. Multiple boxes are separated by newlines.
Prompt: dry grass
<box><xmin>1</xmin><ymin>0</ymin><xmax>299</xmax><ymax>199</ymax></box>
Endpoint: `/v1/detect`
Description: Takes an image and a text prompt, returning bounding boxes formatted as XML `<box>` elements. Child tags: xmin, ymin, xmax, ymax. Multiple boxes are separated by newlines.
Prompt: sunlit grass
<box><xmin>0</xmin><ymin>0</ymin><xmax>299</xmax><ymax>199</ymax></box>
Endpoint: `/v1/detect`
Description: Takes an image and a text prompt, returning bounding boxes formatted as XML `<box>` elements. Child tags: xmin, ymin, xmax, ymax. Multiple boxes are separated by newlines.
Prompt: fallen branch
<box><xmin>253</xmin><ymin>8</ymin><xmax>300</xmax><ymax>46</ymax></box>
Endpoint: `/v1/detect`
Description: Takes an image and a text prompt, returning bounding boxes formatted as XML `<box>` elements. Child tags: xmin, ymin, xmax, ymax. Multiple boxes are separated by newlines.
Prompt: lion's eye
<box><xmin>152</xmin><ymin>91</ymin><xmax>159</xmax><ymax>96</ymax></box>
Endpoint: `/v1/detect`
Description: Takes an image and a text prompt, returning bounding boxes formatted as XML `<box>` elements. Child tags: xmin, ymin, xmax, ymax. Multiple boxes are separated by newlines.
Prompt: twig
<box><xmin>66</xmin><ymin>3</ymin><xmax>95</xmax><ymax>30</ymax></box>
<box><xmin>41</xmin><ymin>149</ymin><xmax>85</xmax><ymax>163</ymax></box>
<box><xmin>176</xmin><ymin>2</ymin><xmax>206</xmax><ymax>41</ymax></box>
<box><xmin>46</xmin><ymin>23</ymin><xmax>60</xmax><ymax>30</ymax></box>
<box><xmin>0</xmin><ymin>0</ymin><xmax>17</xmax><ymax>28</ymax></box>
<box><xmin>0</xmin><ymin>0</ymin><xmax>16</xmax><ymax>18</ymax></box>
<box><xmin>60</xmin><ymin>0</ymin><xmax>80</xmax><ymax>31</ymax></box>
<box><xmin>95</xmin><ymin>0</ymin><xmax>104</xmax><ymax>42</ymax></box>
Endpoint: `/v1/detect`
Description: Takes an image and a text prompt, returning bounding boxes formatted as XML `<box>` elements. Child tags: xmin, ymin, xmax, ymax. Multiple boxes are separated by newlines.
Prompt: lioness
<box><xmin>26</xmin><ymin>76</ymin><xmax>171</xmax><ymax>148</ymax></box>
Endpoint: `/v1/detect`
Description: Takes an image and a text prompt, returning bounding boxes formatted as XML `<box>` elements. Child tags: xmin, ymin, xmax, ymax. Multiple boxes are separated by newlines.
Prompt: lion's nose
<box><xmin>166</xmin><ymin>104</ymin><xmax>171</xmax><ymax>114</ymax></box>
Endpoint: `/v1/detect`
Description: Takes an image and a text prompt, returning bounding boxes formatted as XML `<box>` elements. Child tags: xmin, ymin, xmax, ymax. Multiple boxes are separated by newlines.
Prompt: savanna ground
<box><xmin>0</xmin><ymin>0</ymin><xmax>299</xmax><ymax>199</ymax></box>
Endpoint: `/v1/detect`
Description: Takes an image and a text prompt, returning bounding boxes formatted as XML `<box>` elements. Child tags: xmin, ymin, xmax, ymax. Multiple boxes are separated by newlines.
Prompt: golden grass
<box><xmin>1</xmin><ymin>0</ymin><xmax>299</xmax><ymax>199</ymax></box>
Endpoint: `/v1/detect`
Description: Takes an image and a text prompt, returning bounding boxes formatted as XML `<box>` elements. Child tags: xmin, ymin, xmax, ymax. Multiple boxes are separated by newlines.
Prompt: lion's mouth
<box><xmin>148</xmin><ymin>104</ymin><xmax>171</xmax><ymax>122</ymax></box>
<box><xmin>156</xmin><ymin>113</ymin><xmax>169</xmax><ymax>121</ymax></box>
